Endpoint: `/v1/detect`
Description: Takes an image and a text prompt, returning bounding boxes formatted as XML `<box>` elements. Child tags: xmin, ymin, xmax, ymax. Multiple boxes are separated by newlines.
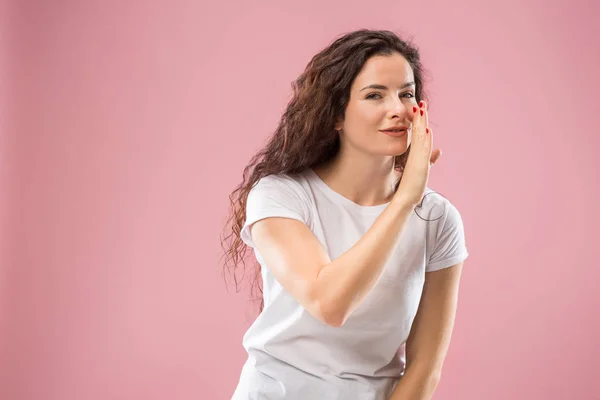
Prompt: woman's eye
<box><xmin>366</xmin><ymin>92</ymin><xmax>414</xmax><ymax>100</ymax></box>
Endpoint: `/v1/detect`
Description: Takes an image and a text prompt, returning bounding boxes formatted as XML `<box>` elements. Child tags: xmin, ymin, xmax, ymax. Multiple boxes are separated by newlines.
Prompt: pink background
<box><xmin>1</xmin><ymin>0</ymin><xmax>599</xmax><ymax>399</ymax></box>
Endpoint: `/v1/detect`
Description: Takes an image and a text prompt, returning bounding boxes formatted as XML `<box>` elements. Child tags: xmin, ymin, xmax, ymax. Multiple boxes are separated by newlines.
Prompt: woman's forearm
<box><xmin>312</xmin><ymin>199</ymin><xmax>415</xmax><ymax>326</ymax></box>
<box><xmin>389</xmin><ymin>368</ymin><xmax>441</xmax><ymax>400</ymax></box>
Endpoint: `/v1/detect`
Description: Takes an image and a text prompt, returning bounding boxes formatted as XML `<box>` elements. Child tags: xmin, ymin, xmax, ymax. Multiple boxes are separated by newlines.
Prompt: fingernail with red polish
<box><xmin>420</xmin><ymin>110</ymin><xmax>423</xmax><ymax>116</ymax></box>
<box><xmin>426</xmin><ymin>128</ymin><xmax>430</xmax><ymax>134</ymax></box>
<box><xmin>419</xmin><ymin>101</ymin><xmax>424</xmax><ymax>107</ymax></box>
<box><xmin>413</xmin><ymin>107</ymin><xmax>417</xmax><ymax>113</ymax></box>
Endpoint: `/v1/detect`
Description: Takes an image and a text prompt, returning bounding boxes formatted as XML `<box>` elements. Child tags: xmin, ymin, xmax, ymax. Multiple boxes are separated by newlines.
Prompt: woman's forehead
<box><xmin>353</xmin><ymin>54</ymin><xmax>414</xmax><ymax>88</ymax></box>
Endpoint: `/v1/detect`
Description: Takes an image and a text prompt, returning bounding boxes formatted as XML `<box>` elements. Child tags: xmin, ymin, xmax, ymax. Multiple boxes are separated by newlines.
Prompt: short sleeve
<box><xmin>426</xmin><ymin>200</ymin><xmax>469</xmax><ymax>272</ymax></box>
<box><xmin>240</xmin><ymin>175</ymin><xmax>311</xmax><ymax>248</ymax></box>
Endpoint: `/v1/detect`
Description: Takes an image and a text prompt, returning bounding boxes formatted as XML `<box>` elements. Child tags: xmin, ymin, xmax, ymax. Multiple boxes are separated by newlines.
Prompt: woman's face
<box><xmin>335</xmin><ymin>53</ymin><xmax>418</xmax><ymax>158</ymax></box>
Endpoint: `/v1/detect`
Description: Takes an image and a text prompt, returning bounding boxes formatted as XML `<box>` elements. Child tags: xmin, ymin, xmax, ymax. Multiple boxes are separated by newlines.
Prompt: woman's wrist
<box><xmin>389</xmin><ymin>194</ymin><xmax>417</xmax><ymax>212</ymax></box>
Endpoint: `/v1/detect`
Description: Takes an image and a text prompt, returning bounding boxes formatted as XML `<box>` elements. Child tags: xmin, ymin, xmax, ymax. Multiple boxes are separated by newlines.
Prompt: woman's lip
<box><xmin>380</xmin><ymin>129</ymin><xmax>407</xmax><ymax>137</ymax></box>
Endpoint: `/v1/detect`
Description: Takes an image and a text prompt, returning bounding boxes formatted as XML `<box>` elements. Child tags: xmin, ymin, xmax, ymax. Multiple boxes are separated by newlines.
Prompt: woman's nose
<box><xmin>389</xmin><ymin>97</ymin><xmax>408</xmax><ymax>117</ymax></box>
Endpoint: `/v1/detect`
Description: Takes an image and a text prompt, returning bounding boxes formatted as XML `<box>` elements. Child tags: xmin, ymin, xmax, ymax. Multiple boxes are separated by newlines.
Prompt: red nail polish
<box><xmin>420</xmin><ymin>110</ymin><xmax>423</xmax><ymax>116</ymax></box>
<box><xmin>419</xmin><ymin>101</ymin><xmax>424</xmax><ymax>107</ymax></box>
<box><xmin>413</xmin><ymin>107</ymin><xmax>417</xmax><ymax>113</ymax></box>
<box><xmin>426</xmin><ymin>128</ymin><xmax>430</xmax><ymax>134</ymax></box>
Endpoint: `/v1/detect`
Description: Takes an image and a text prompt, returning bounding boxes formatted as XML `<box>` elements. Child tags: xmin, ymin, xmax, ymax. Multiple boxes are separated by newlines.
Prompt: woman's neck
<box><xmin>312</xmin><ymin>153</ymin><xmax>399</xmax><ymax>207</ymax></box>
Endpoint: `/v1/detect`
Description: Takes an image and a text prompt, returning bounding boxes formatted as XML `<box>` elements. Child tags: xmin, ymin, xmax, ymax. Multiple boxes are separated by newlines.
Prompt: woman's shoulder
<box><xmin>419</xmin><ymin>187</ymin><xmax>463</xmax><ymax>222</ymax></box>
<box><xmin>249</xmin><ymin>171</ymin><xmax>314</xmax><ymax>209</ymax></box>
<box><xmin>241</xmin><ymin>172</ymin><xmax>314</xmax><ymax>246</ymax></box>
<box><xmin>253</xmin><ymin>170</ymin><xmax>311</xmax><ymax>194</ymax></box>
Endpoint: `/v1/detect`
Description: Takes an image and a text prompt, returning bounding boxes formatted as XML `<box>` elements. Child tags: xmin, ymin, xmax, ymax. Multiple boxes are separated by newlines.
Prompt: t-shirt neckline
<box><xmin>306</xmin><ymin>168</ymin><xmax>391</xmax><ymax>214</ymax></box>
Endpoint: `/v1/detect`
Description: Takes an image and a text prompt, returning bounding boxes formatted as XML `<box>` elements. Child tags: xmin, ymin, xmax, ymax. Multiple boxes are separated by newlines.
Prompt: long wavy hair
<box><xmin>220</xmin><ymin>29</ymin><xmax>430</xmax><ymax>310</ymax></box>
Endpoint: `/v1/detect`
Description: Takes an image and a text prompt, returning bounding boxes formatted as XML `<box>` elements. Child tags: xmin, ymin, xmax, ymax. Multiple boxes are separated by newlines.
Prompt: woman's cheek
<box><xmin>405</xmin><ymin>98</ymin><xmax>418</xmax><ymax>118</ymax></box>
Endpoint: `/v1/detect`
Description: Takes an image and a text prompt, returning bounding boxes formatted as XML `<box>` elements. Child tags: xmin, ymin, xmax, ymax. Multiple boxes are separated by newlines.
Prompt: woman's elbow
<box><xmin>313</xmin><ymin>297</ymin><xmax>347</xmax><ymax>327</ymax></box>
<box><xmin>303</xmin><ymin>282</ymin><xmax>347</xmax><ymax>327</ymax></box>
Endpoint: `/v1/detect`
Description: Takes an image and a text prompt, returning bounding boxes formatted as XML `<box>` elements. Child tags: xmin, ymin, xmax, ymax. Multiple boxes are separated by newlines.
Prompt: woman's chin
<box><xmin>381</xmin><ymin>143</ymin><xmax>409</xmax><ymax>156</ymax></box>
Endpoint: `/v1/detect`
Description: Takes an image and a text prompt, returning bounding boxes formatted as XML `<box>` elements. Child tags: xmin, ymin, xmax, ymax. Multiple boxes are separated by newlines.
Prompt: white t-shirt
<box><xmin>232</xmin><ymin>168</ymin><xmax>468</xmax><ymax>400</ymax></box>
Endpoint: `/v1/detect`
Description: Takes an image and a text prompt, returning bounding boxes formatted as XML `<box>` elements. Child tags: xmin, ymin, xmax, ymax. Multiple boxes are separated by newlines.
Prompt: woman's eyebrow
<box><xmin>359</xmin><ymin>82</ymin><xmax>415</xmax><ymax>92</ymax></box>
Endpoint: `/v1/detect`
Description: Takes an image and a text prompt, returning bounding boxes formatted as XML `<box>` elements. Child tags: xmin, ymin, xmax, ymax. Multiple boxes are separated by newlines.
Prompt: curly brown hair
<box><xmin>220</xmin><ymin>29</ymin><xmax>430</xmax><ymax>310</ymax></box>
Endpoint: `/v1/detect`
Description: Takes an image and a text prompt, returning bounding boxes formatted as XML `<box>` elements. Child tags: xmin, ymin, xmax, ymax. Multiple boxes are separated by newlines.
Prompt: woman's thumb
<box><xmin>430</xmin><ymin>149</ymin><xmax>442</xmax><ymax>165</ymax></box>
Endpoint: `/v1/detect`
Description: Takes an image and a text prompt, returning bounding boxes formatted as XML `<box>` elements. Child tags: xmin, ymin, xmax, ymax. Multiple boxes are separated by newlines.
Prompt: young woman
<box><xmin>221</xmin><ymin>29</ymin><xmax>469</xmax><ymax>400</ymax></box>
